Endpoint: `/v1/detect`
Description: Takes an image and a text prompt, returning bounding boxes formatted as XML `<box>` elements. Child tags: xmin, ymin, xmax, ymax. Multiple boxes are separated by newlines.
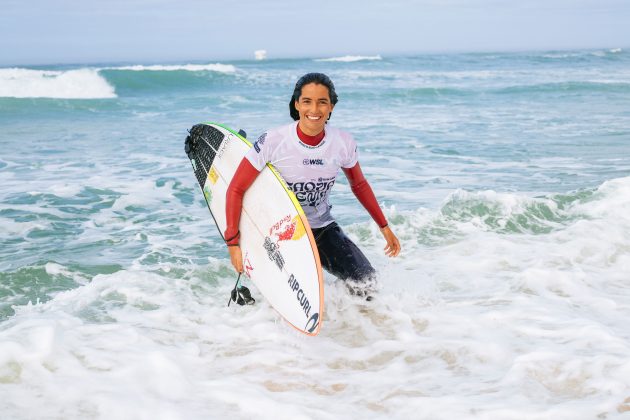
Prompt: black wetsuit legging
<box><xmin>311</xmin><ymin>222</ymin><xmax>376</xmax><ymax>283</ymax></box>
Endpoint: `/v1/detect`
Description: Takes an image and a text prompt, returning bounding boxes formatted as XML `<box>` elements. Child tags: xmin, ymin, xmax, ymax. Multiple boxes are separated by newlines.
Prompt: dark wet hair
<box><xmin>289</xmin><ymin>73</ymin><xmax>338</xmax><ymax>121</ymax></box>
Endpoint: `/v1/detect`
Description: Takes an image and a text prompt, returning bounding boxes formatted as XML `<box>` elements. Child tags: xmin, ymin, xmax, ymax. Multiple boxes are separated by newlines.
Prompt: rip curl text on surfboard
<box><xmin>287</xmin><ymin>274</ymin><xmax>311</xmax><ymax>318</ymax></box>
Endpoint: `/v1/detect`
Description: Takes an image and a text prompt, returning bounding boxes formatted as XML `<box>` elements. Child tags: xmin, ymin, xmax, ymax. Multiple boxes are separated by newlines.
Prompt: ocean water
<box><xmin>1</xmin><ymin>49</ymin><xmax>630</xmax><ymax>419</ymax></box>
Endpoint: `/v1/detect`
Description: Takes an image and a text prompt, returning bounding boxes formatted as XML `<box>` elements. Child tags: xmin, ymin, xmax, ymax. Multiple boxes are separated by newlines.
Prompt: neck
<box><xmin>296</xmin><ymin>123</ymin><xmax>325</xmax><ymax>146</ymax></box>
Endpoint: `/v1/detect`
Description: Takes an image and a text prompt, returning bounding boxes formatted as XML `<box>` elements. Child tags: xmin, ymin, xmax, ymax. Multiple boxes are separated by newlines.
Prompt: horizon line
<box><xmin>1</xmin><ymin>45</ymin><xmax>627</xmax><ymax>69</ymax></box>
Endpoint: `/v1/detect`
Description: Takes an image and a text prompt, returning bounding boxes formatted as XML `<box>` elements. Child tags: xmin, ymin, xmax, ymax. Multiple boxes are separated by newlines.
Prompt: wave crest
<box><xmin>106</xmin><ymin>63</ymin><xmax>237</xmax><ymax>73</ymax></box>
<box><xmin>438</xmin><ymin>189</ymin><xmax>579</xmax><ymax>235</ymax></box>
<box><xmin>314</xmin><ymin>55</ymin><xmax>382</xmax><ymax>63</ymax></box>
<box><xmin>0</xmin><ymin>68</ymin><xmax>116</xmax><ymax>99</ymax></box>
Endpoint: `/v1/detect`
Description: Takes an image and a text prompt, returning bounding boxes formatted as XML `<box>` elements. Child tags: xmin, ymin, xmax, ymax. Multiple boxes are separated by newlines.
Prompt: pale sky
<box><xmin>1</xmin><ymin>0</ymin><xmax>629</xmax><ymax>65</ymax></box>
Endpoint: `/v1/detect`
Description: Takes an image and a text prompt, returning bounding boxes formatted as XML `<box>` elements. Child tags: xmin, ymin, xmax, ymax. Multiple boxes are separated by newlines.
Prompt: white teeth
<box><xmin>307</xmin><ymin>116</ymin><xmax>320</xmax><ymax>120</ymax></box>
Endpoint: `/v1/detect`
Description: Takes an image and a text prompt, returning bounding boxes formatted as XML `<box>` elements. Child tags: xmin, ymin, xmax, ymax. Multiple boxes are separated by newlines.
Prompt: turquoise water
<box><xmin>2</xmin><ymin>50</ymin><xmax>630</xmax><ymax>418</ymax></box>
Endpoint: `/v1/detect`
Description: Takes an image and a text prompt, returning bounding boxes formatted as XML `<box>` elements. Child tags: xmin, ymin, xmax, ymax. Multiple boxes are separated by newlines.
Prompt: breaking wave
<box><xmin>314</xmin><ymin>55</ymin><xmax>382</xmax><ymax>62</ymax></box>
<box><xmin>0</xmin><ymin>63</ymin><xmax>237</xmax><ymax>99</ymax></box>
<box><xmin>0</xmin><ymin>68</ymin><xmax>116</xmax><ymax>99</ymax></box>
<box><xmin>105</xmin><ymin>63</ymin><xmax>236</xmax><ymax>72</ymax></box>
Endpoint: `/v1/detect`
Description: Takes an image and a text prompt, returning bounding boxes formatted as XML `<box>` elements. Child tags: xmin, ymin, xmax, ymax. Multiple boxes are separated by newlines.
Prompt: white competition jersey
<box><xmin>245</xmin><ymin>121</ymin><xmax>358</xmax><ymax>228</ymax></box>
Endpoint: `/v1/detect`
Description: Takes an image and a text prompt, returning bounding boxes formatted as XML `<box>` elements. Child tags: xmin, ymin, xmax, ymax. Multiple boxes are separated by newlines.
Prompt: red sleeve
<box><xmin>342</xmin><ymin>162</ymin><xmax>388</xmax><ymax>229</ymax></box>
<box><xmin>224</xmin><ymin>158</ymin><xmax>260</xmax><ymax>246</ymax></box>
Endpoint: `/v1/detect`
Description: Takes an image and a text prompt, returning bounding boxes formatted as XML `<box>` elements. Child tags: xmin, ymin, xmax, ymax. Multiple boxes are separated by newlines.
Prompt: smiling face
<box><xmin>294</xmin><ymin>83</ymin><xmax>335</xmax><ymax>136</ymax></box>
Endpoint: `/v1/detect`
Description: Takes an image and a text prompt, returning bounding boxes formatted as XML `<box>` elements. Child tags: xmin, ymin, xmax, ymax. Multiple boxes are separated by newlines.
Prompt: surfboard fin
<box><xmin>238</xmin><ymin>129</ymin><xmax>247</xmax><ymax>139</ymax></box>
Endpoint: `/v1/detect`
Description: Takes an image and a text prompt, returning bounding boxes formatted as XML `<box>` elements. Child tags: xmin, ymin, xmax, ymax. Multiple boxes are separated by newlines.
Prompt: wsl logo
<box><xmin>302</xmin><ymin>158</ymin><xmax>324</xmax><ymax>166</ymax></box>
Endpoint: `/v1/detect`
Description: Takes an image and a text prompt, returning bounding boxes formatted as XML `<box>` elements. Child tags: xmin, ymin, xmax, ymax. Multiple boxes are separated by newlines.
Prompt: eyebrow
<box><xmin>300</xmin><ymin>96</ymin><xmax>330</xmax><ymax>102</ymax></box>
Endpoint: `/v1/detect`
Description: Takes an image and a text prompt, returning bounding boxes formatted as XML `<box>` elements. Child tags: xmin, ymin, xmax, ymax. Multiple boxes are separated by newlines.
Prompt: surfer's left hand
<box><xmin>228</xmin><ymin>245</ymin><xmax>244</xmax><ymax>273</ymax></box>
<box><xmin>380</xmin><ymin>225</ymin><xmax>401</xmax><ymax>257</ymax></box>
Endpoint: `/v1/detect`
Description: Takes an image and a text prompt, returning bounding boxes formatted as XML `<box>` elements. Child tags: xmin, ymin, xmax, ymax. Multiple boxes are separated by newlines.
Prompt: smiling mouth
<box><xmin>306</xmin><ymin>115</ymin><xmax>322</xmax><ymax>121</ymax></box>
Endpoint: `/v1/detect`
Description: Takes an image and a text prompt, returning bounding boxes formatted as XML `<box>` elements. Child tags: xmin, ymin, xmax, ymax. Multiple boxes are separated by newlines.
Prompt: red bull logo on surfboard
<box><xmin>269</xmin><ymin>214</ymin><xmax>306</xmax><ymax>242</ymax></box>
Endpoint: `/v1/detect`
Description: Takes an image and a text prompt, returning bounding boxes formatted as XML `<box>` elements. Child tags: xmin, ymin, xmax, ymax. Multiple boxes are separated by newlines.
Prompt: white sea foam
<box><xmin>108</xmin><ymin>63</ymin><xmax>236</xmax><ymax>73</ymax></box>
<box><xmin>0</xmin><ymin>218</ymin><xmax>49</xmax><ymax>238</ymax></box>
<box><xmin>314</xmin><ymin>55</ymin><xmax>382</xmax><ymax>62</ymax></box>
<box><xmin>2</xmin><ymin>177</ymin><xmax>630</xmax><ymax>419</ymax></box>
<box><xmin>44</xmin><ymin>262</ymin><xmax>89</xmax><ymax>284</ymax></box>
<box><xmin>0</xmin><ymin>68</ymin><xmax>116</xmax><ymax>99</ymax></box>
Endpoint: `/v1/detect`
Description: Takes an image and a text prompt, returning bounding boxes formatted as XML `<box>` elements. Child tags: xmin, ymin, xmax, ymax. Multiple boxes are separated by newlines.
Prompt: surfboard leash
<box><xmin>227</xmin><ymin>273</ymin><xmax>241</xmax><ymax>307</ymax></box>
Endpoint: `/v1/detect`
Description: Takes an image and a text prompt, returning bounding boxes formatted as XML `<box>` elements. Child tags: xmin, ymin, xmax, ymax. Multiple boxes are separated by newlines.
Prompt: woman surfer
<box><xmin>225</xmin><ymin>73</ymin><xmax>400</xmax><ymax>299</ymax></box>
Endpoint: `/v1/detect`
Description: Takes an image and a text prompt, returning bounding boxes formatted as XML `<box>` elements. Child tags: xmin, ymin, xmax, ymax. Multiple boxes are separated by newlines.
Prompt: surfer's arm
<box><xmin>343</xmin><ymin>163</ymin><xmax>401</xmax><ymax>257</ymax></box>
<box><xmin>343</xmin><ymin>162</ymin><xmax>388</xmax><ymax>228</ymax></box>
<box><xmin>225</xmin><ymin>158</ymin><xmax>260</xmax><ymax>246</ymax></box>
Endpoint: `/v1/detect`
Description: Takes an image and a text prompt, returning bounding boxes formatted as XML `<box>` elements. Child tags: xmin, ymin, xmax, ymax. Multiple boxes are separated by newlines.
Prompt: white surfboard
<box><xmin>185</xmin><ymin>122</ymin><xmax>324</xmax><ymax>335</ymax></box>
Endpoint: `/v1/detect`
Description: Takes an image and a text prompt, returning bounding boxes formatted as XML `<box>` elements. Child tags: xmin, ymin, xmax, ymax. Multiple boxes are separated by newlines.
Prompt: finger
<box><xmin>389</xmin><ymin>241</ymin><xmax>400</xmax><ymax>257</ymax></box>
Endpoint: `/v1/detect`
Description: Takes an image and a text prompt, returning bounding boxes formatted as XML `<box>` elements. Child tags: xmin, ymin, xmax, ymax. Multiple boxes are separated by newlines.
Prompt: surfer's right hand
<box><xmin>381</xmin><ymin>225</ymin><xmax>401</xmax><ymax>257</ymax></box>
<box><xmin>228</xmin><ymin>245</ymin><xmax>244</xmax><ymax>273</ymax></box>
